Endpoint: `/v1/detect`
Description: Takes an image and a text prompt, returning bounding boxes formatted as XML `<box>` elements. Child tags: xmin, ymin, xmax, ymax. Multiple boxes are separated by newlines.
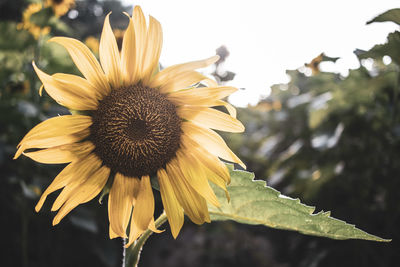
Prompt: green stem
<box><xmin>124</xmin><ymin>212</ymin><xmax>168</xmax><ymax>267</ymax></box>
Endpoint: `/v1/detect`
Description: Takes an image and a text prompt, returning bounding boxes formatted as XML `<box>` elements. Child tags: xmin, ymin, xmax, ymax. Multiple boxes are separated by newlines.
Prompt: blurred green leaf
<box><xmin>367</xmin><ymin>8</ymin><xmax>400</xmax><ymax>25</ymax></box>
<box><xmin>48</xmin><ymin>17</ymin><xmax>72</xmax><ymax>35</ymax></box>
<box><xmin>355</xmin><ymin>31</ymin><xmax>400</xmax><ymax>64</ymax></box>
<box><xmin>321</xmin><ymin>54</ymin><xmax>340</xmax><ymax>63</ymax></box>
<box><xmin>209</xmin><ymin>165</ymin><xmax>390</xmax><ymax>242</ymax></box>
<box><xmin>0</xmin><ymin>22</ymin><xmax>34</xmax><ymax>50</ymax></box>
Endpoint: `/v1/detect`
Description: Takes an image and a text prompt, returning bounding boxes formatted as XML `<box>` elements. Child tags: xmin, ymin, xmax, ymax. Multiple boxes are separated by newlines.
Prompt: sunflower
<box><xmin>84</xmin><ymin>36</ymin><xmax>99</xmax><ymax>54</ymax></box>
<box><xmin>17</xmin><ymin>3</ymin><xmax>51</xmax><ymax>40</ymax></box>
<box><xmin>46</xmin><ymin>0</ymin><xmax>75</xmax><ymax>17</ymax></box>
<box><xmin>113</xmin><ymin>29</ymin><xmax>125</xmax><ymax>51</ymax></box>
<box><xmin>15</xmin><ymin>6</ymin><xmax>244</xmax><ymax>247</ymax></box>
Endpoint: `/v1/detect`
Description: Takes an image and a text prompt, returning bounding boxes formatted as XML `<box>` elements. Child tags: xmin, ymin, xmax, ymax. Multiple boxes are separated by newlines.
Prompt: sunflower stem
<box><xmin>124</xmin><ymin>212</ymin><xmax>168</xmax><ymax>267</ymax></box>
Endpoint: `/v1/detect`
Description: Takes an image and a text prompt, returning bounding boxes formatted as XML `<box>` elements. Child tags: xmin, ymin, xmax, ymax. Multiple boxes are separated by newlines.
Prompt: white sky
<box><xmin>121</xmin><ymin>0</ymin><xmax>399</xmax><ymax>106</ymax></box>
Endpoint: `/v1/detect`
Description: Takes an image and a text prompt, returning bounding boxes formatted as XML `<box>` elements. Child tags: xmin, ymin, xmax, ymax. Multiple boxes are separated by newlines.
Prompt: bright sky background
<box><xmin>121</xmin><ymin>0</ymin><xmax>399</xmax><ymax>107</ymax></box>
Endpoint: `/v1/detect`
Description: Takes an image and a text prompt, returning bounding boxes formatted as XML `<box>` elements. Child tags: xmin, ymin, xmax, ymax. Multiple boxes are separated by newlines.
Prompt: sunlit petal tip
<box><xmin>122</xmin><ymin>11</ymin><xmax>131</xmax><ymax>18</ymax></box>
<box><xmin>133</xmin><ymin>5</ymin><xmax>144</xmax><ymax>16</ymax></box>
<box><xmin>35</xmin><ymin>197</ymin><xmax>46</xmax><ymax>212</ymax></box>
<box><xmin>39</xmin><ymin>85</ymin><xmax>44</xmax><ymax>96</ymax></box>
<box><xmin>52</xmin><ymin>217</ymin><xmax>61</xmax><ymax>226</ymax></box>
<box><xmin>13</xmin><ymin>149</ymin><xmax>22</xmax><ymax>160</ymax></box>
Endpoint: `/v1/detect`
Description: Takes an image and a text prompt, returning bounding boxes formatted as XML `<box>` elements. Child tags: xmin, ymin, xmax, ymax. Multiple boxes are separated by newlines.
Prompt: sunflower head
<box><xmin>84</xmin><ymin>36</ymin><xmax>100</xmax><ymax>54</ymax></box>
<box><xmin>17</xmin><ymin>3</ymin><xmax>50</xmax><ymax>39</ymax></box>
<box><xmin>15</xmin><ymin>6</ymin><xmax>245</xmax><ymax>247</ymax></box>
<box><xmin>46</xmin><ymin>0</ymin><xmax>75</xmax><ymax>17</ymax></box>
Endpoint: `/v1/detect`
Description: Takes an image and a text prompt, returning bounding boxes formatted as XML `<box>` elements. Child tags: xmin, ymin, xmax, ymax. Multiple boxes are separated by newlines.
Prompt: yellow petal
<box><xmin>182</xmin><ymin>122</ymin><xmax>245</xmax><ymax>169</ymax></box>
<box><xmin>23</xmin><ymin>141</ymin><xmax>94</xmax><ymax>164</ymax></box>
<box><xmin>127</xmin><ymin>175</ymin><xmax>154</xmax><ymax>246</ymax></box>
<box><xmin>35</xmin><ymin>161</ymin><xmax>78</xmax><ymax>212</ymax></box>
<box><xmin>181</xmin><ymin>134</ymin><xmax>230</xmax><ymax>184</ymax></box>
<box><xmin>100</xmin><ymin>13</ymin><xmax>121</xmax><ymax>88</ymax></box>
<box><xmin>15</xmin><ymin>115</ymin><xmax>92</xmax><ymax>159</ymax></box>
<box><xmin>167</xmin><ymin>86</ymin><xmax>237</xmax><ymax>106</ymax></box>
<box><xmin>177</xmin><ymin>106</ymin><xmax>244</xmax><ymax>133</ymax></box>
<box><xmin>148</xmin><ymin>217</ymin><xmax>163</xmax><ymax>233</ymax></box>
<box><xmin>50</xmin><ymin>37</ymin><xmax>110</xmax><ymax>96</ymax></box>
<box><xmin>165</xmin><ymin>159</ymin><xmax>210</xmax><ymax>224</ymax></box>
<box><xmin>141</xmin><ymin>15</ymin><xmax>162</xmax><ymax>85</ymax></box>
<box><xmin>158</xmin><ymin>71</ymin><xmax>209</xmax><ymax>94</ymax></box>
<box><xmin>33</xmin><ymin>62</ymin><xmax>98</xmax><ymax>110</ymax></box>
<box><xmin>176</xmin><ymin>150</ymin><xmax>220</xmax><ymax>207</ymax></box>
<box><xmin>51</xmin><ymin>153</ymin><xmax>102</xmax><ymax>212</ymax></box>
<box><xmin>109</xmin><ymin>225</ymin><xmax>119</xmax><ymax>239</ymax></box>
<box><xmin>52</xmin><ymin>73</ymin><xmax>103</xmax><ymax>100</ymax></box>
<box><xmin>132</xmin><ymin>5</ymin><xmax>147</xmax><ymax>81</ymax></box>
<box><xmin>53</xmin><ymin>164</ymin><xmax>110</xmax><ymax>225</ymax></box>
<box><xmin>157</xmin><ymin>168</ymin><xmax>184</xmax><ymax>238</ymax></box>
<box><xmin>149</xmin><ymin>55</ymin><xmax>219</xmax><ymax>88</ymax></box>
<box><xmin>216</xmin><ymin>100</ymin><xmax>237</xmax><ymax>118</ymax></box>
<box><xmin>108</xmin><ymin>173</ymin><xmax>138</xmax><ymax>238</ymax></box>
<box><xmin>120</xmin><ymin>15</ymin><xmax>137</xmax><ymax>85</ymax></box>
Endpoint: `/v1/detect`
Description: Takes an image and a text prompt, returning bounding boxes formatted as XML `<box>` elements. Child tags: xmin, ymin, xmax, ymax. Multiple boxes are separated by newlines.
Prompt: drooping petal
<box><xmin>148</xmin><ymin>217</ymin><xmax>163</xmax><ymax>233</ymax></box>
<box><xmin>33</xmin><ymin>62</ymin><xmax>98</xmax><ymax>110</ymax></box>
<box><xmin>51</xmin><ymin>153</ymin><xmax>103</xmax><ymax>212</ymax></box>
<box><xmin>149</xmin><ymin>55</ymin><xmax>219</xmax><ymax>88</ymax></box>
<box><xmin>181</xmin><ymin>122</ymin><xmax>245</xmax><ymax>168</ymax></box>
<box><xmin>158</xmin><ymin>71</ymin><xmax>209</xmax><ymax>94</ymax></box>
<box><xmin>165</xmin><ymin>159</ymin><xmax>210</xmax><ymax>225</ymax></box>
<box><xmin>35</xmin><ymin>161</ymin><xmax>79</xmax><ymax>212</ymax></box>
<box><xmin>181</xmin><ymin>134</ymin><xmax>230</xmax><ymax>184</ymax></box>
<box><xmin>157</xmin><ymin>168</ymin><xmax>184</xmax><ymax>238</ymax></box>
<box><xmin>215</xmin><ymin>100</ymin><xmax>237</xmax><ymax>118</ymax></box>
<box><xmin>15</xmin><ymin>115</ymin><xmax>92</xmax><ymax>159</ymax></box>
<box><xmin>141</xmin><ymin>15</ymin><xmax>162</xmax><ymax>85</ymax></box>
<box><xmin>127</xmin><ymin>175</ymin><xmax>154</xmax><ymax>246</ymax></box>
<box><xmin>53</xmin><ymin>164</ymin><xmax>110</xmax><ymax>225</ymax></box>
<box><xmin>177</xmin><ymin>106</ymin><xmax>244</xmax><ymax>133</ymax></box>
<box><xmin>49</xmin><ymin>37</ymin><xmax>110</xmax><ymax>96</ymax></box>
<box><xmin>23</xmin><ymin>141</ymin><xmax>94</xmax><ymax>164</ymax></box>
<box><xmin>108</xmin><ymin>173</ymin><xmax>138</xmax><ymax>238</ymax></box>
<box><xmin>167</xmin><ymin>86</ymin><xmax>237</xmax><ymax>106</ymax></box>
<box><xmin>120</xmin><ymin>15</ymin><xmax>137</xmax><ymax>85</ymax></box>
<box><xmin>176</xmin><ymin>150</ymin><xmax>220</xmax><ymax>207</ymax></box>
<box><xmin>100</xmin><ymin>13</ymin><xmax>121</xmax><ymax>88</ymax></box>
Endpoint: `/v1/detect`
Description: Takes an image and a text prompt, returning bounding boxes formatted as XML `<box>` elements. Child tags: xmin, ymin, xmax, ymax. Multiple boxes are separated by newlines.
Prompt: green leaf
<box><xmin>355</xmin><ymin>31</ymin><xmax>400</xmax><ymax>65</ymax></box>
<box><xmin>321</xmin><ymin>54</ymin><xmax>340</xmax><ymax>63</ymax></box>
<box><xmin>367</xmin><ymin>8</ymin><xmax>400</xmax><ymax>25</ymax></box>
<box><xmin>209</xmin><ymin>165</ymin><xmax>390</xmax><ymax>242</ymax></box>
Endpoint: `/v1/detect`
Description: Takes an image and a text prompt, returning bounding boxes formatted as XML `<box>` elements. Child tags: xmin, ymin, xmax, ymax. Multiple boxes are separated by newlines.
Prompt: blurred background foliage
<box><xmin>0</xmin><ymin>1</ymin><xmax>399</xmax><ymax>266</ymax></box>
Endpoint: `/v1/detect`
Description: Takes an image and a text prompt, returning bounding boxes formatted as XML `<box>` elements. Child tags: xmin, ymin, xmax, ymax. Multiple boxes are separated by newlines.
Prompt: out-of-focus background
<box><xmin>1</xmin><ymin>0</ymin><xmax>399</xmax><ymax>266</ymax></box>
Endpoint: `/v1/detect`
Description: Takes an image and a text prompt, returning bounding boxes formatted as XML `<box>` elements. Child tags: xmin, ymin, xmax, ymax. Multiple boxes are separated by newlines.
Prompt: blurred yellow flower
<box><xmin>113</xmin><ymin>28</ymin><xmax>125</xmax><ymax>51</ymax></box>
<box><xmin>17</xmin><ymin>3</ymin><xmax>50</xmax><ymax>39</ymax></box>
<box><xmin>305</xmin><ymin>53</ymin><xmax>324</xmax><ymax>75</ymax></box>
<box><xmin>46</xmin><ymin>0</ymin><xmax>75</xmax><ymax>17</ymax></box>
<box><xmin>6</xmin><ymin>80</ymin><xmax>30</xmax><ymax>95</ymax></box>
<box><xmin>84</xmin><ymin>36</ymin><xmax>99</xmax><ymax>54</ymax></box>
<box><xmin>15</xmin><ymin>6</ymin><xmax>244</xmax><ymax>247</ymax></box>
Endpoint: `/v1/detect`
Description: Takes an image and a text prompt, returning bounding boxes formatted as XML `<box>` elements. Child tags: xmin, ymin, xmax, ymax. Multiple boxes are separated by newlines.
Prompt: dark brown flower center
<box><xmin>90</xmin><ymin>84</ymin><xmax>182</xmax><ymax>178</ymax></box>
<box><xmin>52</xmin><ymin>0</ymin><xmax>64</xmax><ymax>5</ymax></box>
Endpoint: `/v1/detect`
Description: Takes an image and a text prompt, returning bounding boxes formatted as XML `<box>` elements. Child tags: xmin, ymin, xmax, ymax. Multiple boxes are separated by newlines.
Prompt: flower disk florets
<box><xmin>90</xmin><ymin>84</ymin><xmax>182</xmax><ymax>178</ymax></box>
